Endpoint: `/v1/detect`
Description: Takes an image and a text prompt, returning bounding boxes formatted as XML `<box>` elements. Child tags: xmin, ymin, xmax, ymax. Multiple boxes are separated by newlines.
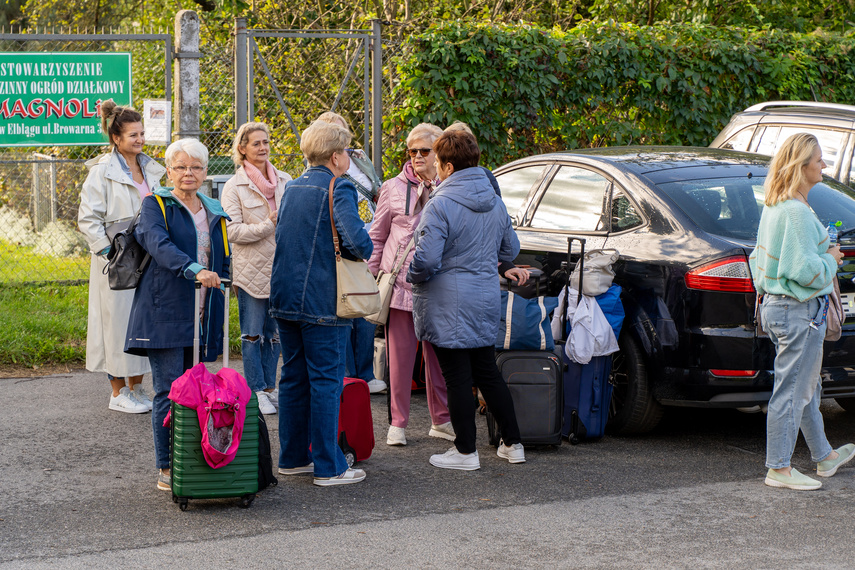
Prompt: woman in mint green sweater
<box><xmin>750</xmin><ymin>133</ymin><xmax>852</xmax><ymax>491</ymax></box>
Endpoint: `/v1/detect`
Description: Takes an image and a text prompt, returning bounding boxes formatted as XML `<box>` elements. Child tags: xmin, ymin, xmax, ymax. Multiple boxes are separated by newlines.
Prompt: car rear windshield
<box><xmin>656</xmin><ymin>176</ymin><xmax>855</xmax><ymax>241</ymax></box>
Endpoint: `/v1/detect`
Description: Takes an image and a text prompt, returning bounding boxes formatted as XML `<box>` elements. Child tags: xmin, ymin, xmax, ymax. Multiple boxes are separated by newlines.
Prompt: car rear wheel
<box><xmin>608</xmin><ymin>334</ymin><xmax>663</xmax><ymax>434</ymax></box>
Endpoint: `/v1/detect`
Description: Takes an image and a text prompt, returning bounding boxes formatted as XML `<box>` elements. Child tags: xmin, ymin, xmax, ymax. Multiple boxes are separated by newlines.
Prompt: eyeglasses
<box><xmin>170</xmin><ymin>165</ymin><xmax>205</xmax><ymax>174</ymax></box>
<box><xmin>407</xmin><ymin>148</ymin><xmax>432</xmax><ymax>157</ymax></box>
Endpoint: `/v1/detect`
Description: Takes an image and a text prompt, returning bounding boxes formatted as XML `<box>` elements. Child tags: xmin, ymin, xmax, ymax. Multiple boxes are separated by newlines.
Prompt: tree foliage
<box><xmin>387</xmin><ymin>21</ymin><xmax>855</xmax><ymax>168</ymax></box>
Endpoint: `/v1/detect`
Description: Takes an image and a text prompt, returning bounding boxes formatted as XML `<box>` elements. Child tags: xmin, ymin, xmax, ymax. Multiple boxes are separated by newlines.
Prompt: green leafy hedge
<box><xmin>386</xmin><ymin>21</ymin><xmax>855</xmax><ymax>169</ymax></box>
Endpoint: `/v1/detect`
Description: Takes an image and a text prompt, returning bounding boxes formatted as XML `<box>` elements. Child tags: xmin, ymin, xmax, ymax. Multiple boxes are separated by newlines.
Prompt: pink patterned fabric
<box><xmin>165</xmin><ymin>363</ymin><xmax>252</xmax><ymax>469</ymax></box>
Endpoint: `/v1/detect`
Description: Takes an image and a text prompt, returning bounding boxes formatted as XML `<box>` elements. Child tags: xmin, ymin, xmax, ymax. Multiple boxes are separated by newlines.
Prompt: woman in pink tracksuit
<box><xmin>367</xmin><ymin>123</ymin><xmax>453</xmax><ymax>447</ymax></box>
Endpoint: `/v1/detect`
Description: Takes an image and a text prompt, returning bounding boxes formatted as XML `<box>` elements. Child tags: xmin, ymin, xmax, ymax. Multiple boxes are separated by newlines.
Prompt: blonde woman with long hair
<box><xmin>750</xmin><ymin>132</ymin><xmax>853</xmax><ymax>490</ymax></box>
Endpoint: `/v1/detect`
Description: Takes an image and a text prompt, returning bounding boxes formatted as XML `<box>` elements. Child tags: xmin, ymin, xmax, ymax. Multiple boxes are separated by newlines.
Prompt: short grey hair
<box><xmin>300</xmin><ymin>120</ymin><xmax>352</xmax><ymax>166</ymax></box>
<box><xmin>165</xmin><ymin>138</ymin><xmax>209</xmax><ymax>167</ymax></box>
<box><xmin>231</xmin><ymin>122</ymin><xmax>270</xmax><ymax>166</ymax></box>
<box><xmin>406</xmin><ymin>123</ymin><xmax>443</xmax><ymax>147</ymax></box>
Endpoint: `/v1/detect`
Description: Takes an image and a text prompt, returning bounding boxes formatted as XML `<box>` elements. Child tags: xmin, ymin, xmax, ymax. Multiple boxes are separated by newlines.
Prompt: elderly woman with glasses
<box><xmin>124</xmin><ymin>138</ymin><xmax>231</xmax><ymax>492</ymax></box>
<box><xmin>367</xmin><ymin>123</ymin><xmax>453</xmax><ymax>447</ymax></box>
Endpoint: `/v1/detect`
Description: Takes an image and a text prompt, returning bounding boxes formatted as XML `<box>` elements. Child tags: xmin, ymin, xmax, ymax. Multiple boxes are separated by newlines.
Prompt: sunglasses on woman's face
<box><xmin>407</xmin><ymin>148</ymin><xmax>432</xmax><ymax>157</ymax></box>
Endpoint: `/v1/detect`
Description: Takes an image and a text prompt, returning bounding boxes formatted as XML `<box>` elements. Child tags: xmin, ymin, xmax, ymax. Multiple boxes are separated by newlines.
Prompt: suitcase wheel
<box><xmin>171</xmin><ymin>494</ymin><xmax>178</xmax><ymax>504</ymax></box>
<box><xmin>178</xmin><ymin>498</ymin><xmax>189</xmax><ymax>511</ymax></box>
<box><xmin>343</xmin><ymin>446</ymin><xmax>356</xmax><ymax>468</ymax></box>
<box><xmin>239</xmin><ymin>494</ymin><xmax>256</xmax><ymax>509</ymax></box>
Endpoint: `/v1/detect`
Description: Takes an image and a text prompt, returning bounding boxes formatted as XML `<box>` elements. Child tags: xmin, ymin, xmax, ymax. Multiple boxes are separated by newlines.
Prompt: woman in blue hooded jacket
<box><xmin>125</xmin><ymin>138</ymin><xmax>230</xmax><ymax>492</ymax></box>
<box><xmin>407</xmin><ymin>129</ymin><xmax>525</xmax><ymax>471</ymax></box>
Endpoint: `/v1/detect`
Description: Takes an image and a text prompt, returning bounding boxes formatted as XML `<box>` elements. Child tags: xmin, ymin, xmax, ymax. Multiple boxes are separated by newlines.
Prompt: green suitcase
<box><xmin>170</xmin><ymin>280</ymin><xmax>259</xmax><ymax>511</ymax></box>
<box><xmin>170</xmin><ymin>392</ymin><xmax>259</xmax><ymax>510</ymax></box>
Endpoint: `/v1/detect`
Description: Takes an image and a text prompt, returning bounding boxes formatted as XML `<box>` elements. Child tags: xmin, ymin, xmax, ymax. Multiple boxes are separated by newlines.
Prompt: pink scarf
<box><xmin>244</xmin><ymin>161</ymin><xmax>277</xmax><ymax>210</ymax></box>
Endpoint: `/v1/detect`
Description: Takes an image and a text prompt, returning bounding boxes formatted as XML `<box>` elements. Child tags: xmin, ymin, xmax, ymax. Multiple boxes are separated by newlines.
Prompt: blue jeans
<box><xmin>237</xmin><ymin>289</ymin><xmax>280</xmax><ymax>392</ymax></box>
<box><xmin>148</xmin><ymin>346</ymin><xmax>194</xmax><ymax>469</ymax></box>
<box><xmin>762</xmin><ymin>294</ymin><xmax>833</xmax><ymax>469</ymax></box>
<box><xmin>345</xmin><ymin>317</ymin><xmax>376</xmax><ymax>381</ymax></box>
<box><xmin>275</xmin><ymin>318</ymin><xmax>349</xmax><ymax>478</ymax></box>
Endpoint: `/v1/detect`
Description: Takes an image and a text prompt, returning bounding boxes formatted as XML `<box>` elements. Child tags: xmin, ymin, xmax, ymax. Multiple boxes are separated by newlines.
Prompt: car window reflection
<box><xmin>530</xmin><ymin>166</ymin><xmax>610</xmax><ymax>231</ymax></box>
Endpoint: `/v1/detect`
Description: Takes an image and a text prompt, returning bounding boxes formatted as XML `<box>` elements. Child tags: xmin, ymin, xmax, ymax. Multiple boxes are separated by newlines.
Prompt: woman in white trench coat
<box><xmin>78</xmin><ymin>100</ymin><xmax>165</xmax><ymax>413</ymax></box>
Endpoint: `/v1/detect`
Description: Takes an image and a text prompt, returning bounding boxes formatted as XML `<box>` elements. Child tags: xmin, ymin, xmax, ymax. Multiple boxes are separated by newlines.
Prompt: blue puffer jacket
<box><xmin>407</xmin><ymin>167</ymin><xmax>520</xmax><ymax>349</ymax></box>
<box><xmin>269</xmin><ymin>165</ymin><xmax>373</xmax><ymax>326</ymax></box>
<box><xmin>125</xmin><ymin>186</ymin><xmax>231</xmax><ymax>361</ymax></box>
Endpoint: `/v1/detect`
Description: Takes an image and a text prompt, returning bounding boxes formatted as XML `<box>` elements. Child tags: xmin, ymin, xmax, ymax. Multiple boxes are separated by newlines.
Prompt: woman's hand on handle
<box><xmin>196</xmin><ymin>269</ymin><xmax>221</xmax><ymax>288</ymax></box>
<box><xmin>504</xmin><ymin>266</ymin><xmax>530</xmax><ymax>286</ymax></box>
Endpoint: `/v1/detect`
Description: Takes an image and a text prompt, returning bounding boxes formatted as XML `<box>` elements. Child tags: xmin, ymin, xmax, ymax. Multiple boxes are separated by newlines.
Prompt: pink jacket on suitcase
<box><xmin>165</xmin><ymin>362</ymin><xmax>252</xmax><ymax>469</ymax></box>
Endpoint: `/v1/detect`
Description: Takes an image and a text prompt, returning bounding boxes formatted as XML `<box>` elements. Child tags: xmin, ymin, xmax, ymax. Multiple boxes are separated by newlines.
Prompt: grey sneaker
<box><xmin>764</xmin><ymin>467</ymin><xmax>822</xmax><ymax>490</ymax></box>
<box><xmin>313</xmin><ymin>468</ymin><xmax>366</xmax><ymax>486</ymax></box>
<box><xmin>497</xmin><ymin>440</ymin><xmax>526</xmax><ymax>464</ymax></box>
<box><xmin>817</xmin><ymin>444</ymin><xmax>855</xmax><ymax>477</ymax></box>
<box><xmin>429</xmin><ymin>447</ymin><xmax>480</xmax><ymax>471</ymax></box>
<box><xmin>157</xmin><ymin>469</ymin><xmax>171</xmax><ymax>491</ymax></box>
<box><xmin>278</xmin><ymin>463</ymin><xmax>314</xmax><ymax>476</ymax></box>
<box><xmin>267</xmin><ymin>389</ymin><xmax>279</xmax><ymax>410</ymax></box>
<box><xmin>109</xmin><ymin>387</ymin><xmax>149</xmax><ymax>414</ymax></box>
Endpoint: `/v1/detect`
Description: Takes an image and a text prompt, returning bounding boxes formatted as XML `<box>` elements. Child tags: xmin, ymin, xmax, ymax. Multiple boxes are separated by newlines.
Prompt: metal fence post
<box><xmin>371</xmin><ymin>19</ymin><xmax>383</xmax><ymax>177</ymax></box>
<box><xmin>31</xmin><ymin>160</ymin><xmax>41</xmax><ymax>232</ymax></box>
<box><xmin>50</xmin><ymin>154</ymin><xmax>57</xmax><ymax>223</ymax></box>
<box><xmin>235</xmin><ymin>17</ymin><xmax>248</xmax><ymax>129</ymax></box>
<box><xmin>174</xmin><ymin>10</ymin><xmax>201</xmax><ymax>140</ymax></box>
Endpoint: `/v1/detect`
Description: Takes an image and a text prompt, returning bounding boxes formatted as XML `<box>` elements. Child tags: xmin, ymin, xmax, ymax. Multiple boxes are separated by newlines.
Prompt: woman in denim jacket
<box><xmin>269</xmin><ymin>119</ymin><xmax>373</xmax><ymax>486</ymax></box>
<box><xmin>750</xmin><ymin>132</ymin><xmax>854</xmax><ymax>490</ymax></box>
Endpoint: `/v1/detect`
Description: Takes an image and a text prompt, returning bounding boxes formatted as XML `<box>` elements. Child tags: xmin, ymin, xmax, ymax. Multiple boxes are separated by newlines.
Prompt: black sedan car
<box><xmin>494</xmin><ymin>147</ymin><xmax>855</xmax><ymax>434</ymax></box>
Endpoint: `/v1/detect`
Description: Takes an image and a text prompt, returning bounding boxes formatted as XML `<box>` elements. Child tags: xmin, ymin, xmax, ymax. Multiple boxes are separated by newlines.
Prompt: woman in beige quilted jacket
<box><xmin>221</xmin><ymin>122</ymin><xmax>292</xmax><ymax>415</ymax></box>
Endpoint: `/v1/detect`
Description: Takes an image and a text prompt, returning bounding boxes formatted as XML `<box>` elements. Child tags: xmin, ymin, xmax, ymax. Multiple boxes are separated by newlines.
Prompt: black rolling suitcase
<box><xmin>487</xmin><ymin>349</ymin><xmax>564</xmax><ymax>446</ymax></box>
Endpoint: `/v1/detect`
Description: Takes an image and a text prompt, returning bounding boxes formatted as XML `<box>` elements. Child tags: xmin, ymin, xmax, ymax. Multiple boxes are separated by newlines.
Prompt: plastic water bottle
<box><xmin>827</xmin><ymin>222</ymin><xmax>840</xmax><ymax>244</ymax></box>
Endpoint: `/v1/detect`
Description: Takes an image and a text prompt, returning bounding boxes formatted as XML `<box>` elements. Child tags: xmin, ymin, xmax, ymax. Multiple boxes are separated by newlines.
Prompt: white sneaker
<box><xmin>278</xmin><ymin>463</ymin><xmax>314</xmax><ymax>476</ymax></box>
<box><xmin>429</xmin><ymin>422</ymin><xmax>456</xmax><ymax>441</ymax></box>
<box><xmin>313</xmin><ymin>468</ymin><xmax>366</xmax><ymax>486</ymax></box>
<box><xmin>267</xmin><ymin>389</ymin><xmax>279</xmax><ymax>410</ymax></box>
<box><xmin>109</xmin><ymin>387</ymin><xmax>149</xmax><ymax>414</ymax></box>
<box><xmin>131</xmin><ymin>386</ymin><xmax>153</xmax><ymax>411</ymax></box>
<box><xmin>497</xmin><ymin>440</ymin><xmax>526</xmax><ymax>464</ymax></box>
<box><xmin>256</xmin><ymin>391</ymin><xmax>276</xmax><ymax>415</ymax></box>
<box><xmin>429</xmin><ymin>447</ymin><xmax>480</xmax><ymax>471</ymax></box>
<box><xmin>387</xmin><ymin>425</ymin><xmax>407</xmax><ymax>446</ymax></box>
<box><xmin>367</xmin><ymin>379</ymin><xmax>387</xmax><ymax>394</ymax></box>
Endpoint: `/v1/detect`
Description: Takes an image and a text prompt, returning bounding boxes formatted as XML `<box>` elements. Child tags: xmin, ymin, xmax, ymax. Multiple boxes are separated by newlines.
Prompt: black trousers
<box><xmin>432</xmin><ymin>345</ymin><xmax>521</xmax><ymax>454</ymax></box>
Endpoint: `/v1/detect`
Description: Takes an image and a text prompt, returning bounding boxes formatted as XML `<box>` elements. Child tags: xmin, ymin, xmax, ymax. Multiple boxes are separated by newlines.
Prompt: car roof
<box><xmin>742</xmin><ymin>101</ymin><xmax>855</xmax><ymax>120</ymax></box>
<box><xmin>500</xmin><ymin>146</ymin><xmax>770</xmax><ymax>184</ymax></box>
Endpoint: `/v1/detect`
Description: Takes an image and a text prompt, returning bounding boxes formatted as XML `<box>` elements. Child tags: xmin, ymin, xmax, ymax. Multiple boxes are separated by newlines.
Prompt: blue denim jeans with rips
<box><xmin>237</xmin><ymin>288</ymin><xmax>280</xmax><ymax>392</ymax></box>
<box><xmin>761</xmin><ymin>294</ymin><xmax>834</xmax><ymax>469</ymax></box>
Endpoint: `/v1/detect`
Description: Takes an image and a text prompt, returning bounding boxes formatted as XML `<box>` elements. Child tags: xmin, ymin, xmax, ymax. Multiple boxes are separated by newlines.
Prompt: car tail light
<box><xmin>710</xmin><ymin>369</ymin><xmax>758</xmax><ymax>377</ymax></box>
<box><xmin>685</xmin><ymin>256</ymin><xmax>755</xmax><ymax>292</ymax></box>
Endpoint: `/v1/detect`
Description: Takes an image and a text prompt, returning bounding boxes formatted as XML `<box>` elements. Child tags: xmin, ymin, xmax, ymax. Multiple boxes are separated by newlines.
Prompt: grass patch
<box><xmin>0</xmin><ymin>239</ymin><xmax>89</xmax><ymax>284</ymax></box>
<box><xmin>0</xmin><ymin>283</ymin><xmax>242</xmax><ymax>367</ymax></box>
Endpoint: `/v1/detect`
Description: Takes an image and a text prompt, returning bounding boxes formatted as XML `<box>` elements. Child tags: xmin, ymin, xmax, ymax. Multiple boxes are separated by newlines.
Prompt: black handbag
<box><xmin>102</xmin><ymin>209</ymin><xmax>151</xmax><ymax>290</ymax></box>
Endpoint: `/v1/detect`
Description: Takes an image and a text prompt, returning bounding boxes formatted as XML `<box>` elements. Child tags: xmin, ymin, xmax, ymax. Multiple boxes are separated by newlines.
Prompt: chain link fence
<box><xmin>0</xmin><ymin>32</ymin><xmax>170</xmax><ymax>284</ymax></box>
<box><xmin>0</xmin><ymin>20</ymin><xmax>406</xmax><ymax>284</ymax></box>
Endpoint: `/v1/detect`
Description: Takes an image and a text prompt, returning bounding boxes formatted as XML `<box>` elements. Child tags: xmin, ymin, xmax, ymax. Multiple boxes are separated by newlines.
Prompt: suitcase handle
<box><xmin>194</xmin><ymin>278</ymin><xmax>232</xmax><ymax>367</ymax></box>
<box><xmin>561</xmin><ymin>237</ymin><xmax>586</xmax><ymax>342</ymax></box>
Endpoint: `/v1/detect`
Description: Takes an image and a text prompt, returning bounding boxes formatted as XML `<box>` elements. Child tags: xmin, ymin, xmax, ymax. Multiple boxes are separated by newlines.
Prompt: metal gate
<box><xmin>234</xmin><ymin>19</ymin><xmax>383</xmax><ymax>177</ymax></box>
<box><xmin>0</xmin><ymin>31</ymin><xmax>172</xmax><ymax>284</ymax></box>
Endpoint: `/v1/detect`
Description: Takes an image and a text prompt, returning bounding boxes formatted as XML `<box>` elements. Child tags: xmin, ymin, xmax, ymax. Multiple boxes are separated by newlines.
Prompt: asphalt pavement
<box><xmin>2</xmin><ymin>362</ymin><xmax>855</xmax><ymax>568</ymax></box>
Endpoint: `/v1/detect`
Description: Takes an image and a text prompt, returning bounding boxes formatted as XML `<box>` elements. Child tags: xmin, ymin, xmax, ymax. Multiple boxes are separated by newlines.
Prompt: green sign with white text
<box><xmin>0</xmin><ymin>52</ymin><xmax>132</xmax><ymax>147</ymax></box>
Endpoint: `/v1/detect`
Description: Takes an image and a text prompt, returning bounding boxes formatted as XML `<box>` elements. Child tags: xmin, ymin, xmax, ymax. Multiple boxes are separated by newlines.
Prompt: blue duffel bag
<box><xmin>496</xmin><ymin>291</ymin><xmax>560</xmax><ymax>351</ymax></box>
